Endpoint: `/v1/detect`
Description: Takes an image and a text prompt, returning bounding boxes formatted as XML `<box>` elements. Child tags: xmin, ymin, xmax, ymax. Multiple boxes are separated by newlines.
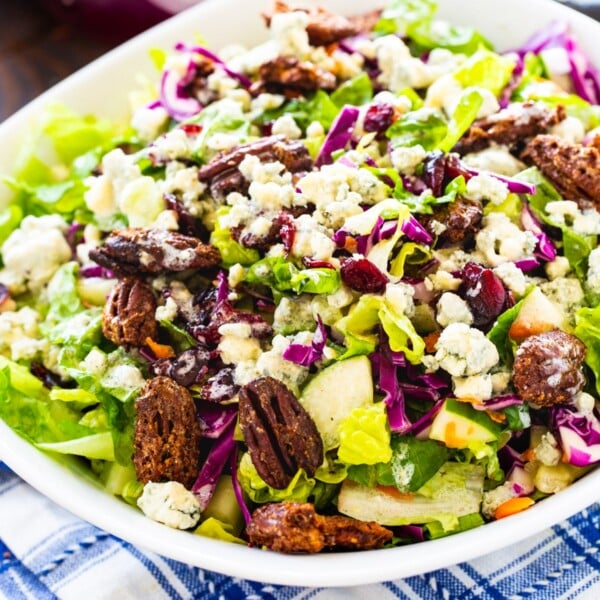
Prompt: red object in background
<box><xmin>36</xmin><ymin>0</ymin><xmax>182</xmax><ymax>43</ymax></box>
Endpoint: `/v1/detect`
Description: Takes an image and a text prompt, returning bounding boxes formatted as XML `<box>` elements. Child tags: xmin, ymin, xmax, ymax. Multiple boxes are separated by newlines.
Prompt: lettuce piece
<box><xmin>379</xmin><ymin>300</ymin><xmax>425</xmax><ymax>364</ymax></box>
<box><xmin>36</xmin><ymin>432</ymin><xmax>115</xmax><ymax>461</ymax></box>
<box><xmin>210</xmin><ymin>209</ymin><xmax>260</xmax><ymax>267</ymax></box>
<box><xmin>486</xmin><ymin>293</ymin><xmax>527</xmax><ymax>364</ymax></box>
<box><xmin>425</xmin><ymin>512</ymin><xmax>484</xmax><ymax>539</ymax></box>
<box><xmin>194</xmin><ymin>517</ymin><xmax>245</xmax><ymax>545</ymax></box>
<box><xmin>408</xmin><ymin>19</ymin><xmax>492</xmax><ymax>56</ymax></box>
<box><xmin>338</xmin><ymin>462</ymin><xmax>485</xmax><ymax>529</ymax></box>
<box><xmin>375</xmin><ymin>0</ymin><xmax>437</xmax><ymax>36</ymax></box>
<box><xmin>574</xmin><ymin>305</ymin><xmax>600</xmax><ymax>395</ymax></box>
<box><xmin>386</xmin><ymin>109</ymin><xmax>448</xmax><ymax>150</ymax></box>
<box><xmin>400</xmin><ymin>174</ymin><xmax>465</xmax><ymax>214</ymax></box>
<box><xmin>454</xmin><ymin>49</ymin><xmax>516</xmax><ymax>96</ymax></box>
<box><xmin>330</xmin><ymin>73</ymin><xmax>373</xmax><ymax>108</ymax></box>
<box><xmin>389</xmin><ymin>436</ymin><xmax>449</xmax><ymax>492</ymax></box>
<box><xmin>237</xmin><ymin>452</ymin><xmax>315</xmax><ymax>503</ymax></box>
<box><xmin>244</xmin><ymin>256</ymin><xmax>340</xmax><ymax>295</ymax></box>
<box><xmin>338</xmin><ymin>403</ymin><xmax>392</xmax><ymax>465</ymax></box>
<box><xmin>389</xmin><ymin>242</ymin><xmax>432</xmax><ymax>277</ymax></box>
<box><xmin>0</xmin><ymin>204</ymin><xmax>23</xmax><ymax>246</ymax></box>
<box><xmin>438</xmin><ymin>89</ymin><xmax>484</xmax><ymax>152</ymax></box>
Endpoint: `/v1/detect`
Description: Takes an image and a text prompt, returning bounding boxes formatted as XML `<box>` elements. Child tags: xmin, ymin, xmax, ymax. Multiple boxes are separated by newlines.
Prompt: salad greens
<box><xmin>0</xmin><ymin>0</ymin><xmax>599</xmax><ymax>552</ymax></box>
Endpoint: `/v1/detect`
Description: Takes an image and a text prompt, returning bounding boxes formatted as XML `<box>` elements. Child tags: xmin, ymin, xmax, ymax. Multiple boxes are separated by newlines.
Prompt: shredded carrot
<box><xmin>343</xmin><ymin>236</ymin><xmax>358</xmax><ymax>254</ymax></box>
<box><xmin>377</xmin><ymin>486</ymin><xmax>414</xmax><ymax>501</ymax></box>
<box><xmin>145</xmin><ymin>337</ymin><xmax>176</xmax><ymax>359</ymax></box>
<box><xmin>424</xmin><ymin>331</ymin><xmax>440</xmax><ymax>353</ymax></box>
<box><xmin>521</xmin><ymin>449</ymin><xmax>536</xmax><ymax>462</ymax></box>
<box><xmin>493</xmin><ymin>496</ymin><xmax>535</xmax><ymax>520</ymax></box>
<box><xmin>444</xmin><ymin>421</ymin><xmax>467</xmax><ymax>449</ymax></box>
<box><xmin>486</xmin><ymin>410</ymin><xmax>507</xmax><ymax>424</ymax></box>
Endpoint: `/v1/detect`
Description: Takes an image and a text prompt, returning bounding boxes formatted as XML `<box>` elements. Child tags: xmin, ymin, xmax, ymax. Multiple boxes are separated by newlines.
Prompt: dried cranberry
<box><xmin>163</xmin><ymin>193</ymin><xmax>200</xmax><ymax>237</ymax></box>
<box><xmin>363</xmin><ymin>102</ymin><xmax>395</xmax><ymax>135</ymax></box>
<box><xmin>200</xmin><ymin>368</ymin><xmax>239</xmax><ymax>403</ymax></box>
<box><xmin>459</xmin><ymin>262</ymin><xmax>506</xmax><ymax>329</ymax></box>
<box><xmin>278</xmin><ymin>212</ymin><xmax>295</xmax><ymax>254</ymax></box>
<box><xmin>340</xmin><ymin>257</ymin><xmax>388</xmax><ymax>293</ymax></box>
<box><xmin>180</xmin><ymin>123</ymin><xmax>203</xmax><ymax>136</ymax></box>
<box><xmin>30</xmin><ymin>362</ymin><xmax>70</xmax><ymax>389</ymax></box>
<box><xmin>422</xmin><ymin>150</ymin><xmax>446</xmax><ymax>197</ymax></box>
<box><xmin>302</xmin><ymin>257</ymin><xmax>335</xmax><ymax>269</ymax></box>
<box><xmin>150</xmin><ymin>347</ymin><xmax>210</xmax><ymax>387</ymax></box>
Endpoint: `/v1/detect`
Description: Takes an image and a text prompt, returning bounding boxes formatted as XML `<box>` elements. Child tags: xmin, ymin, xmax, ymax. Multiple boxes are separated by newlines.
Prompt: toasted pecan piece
<box><xmin>102</xmin><ymin>277</ymin><xmax>157</xmax><ymax>347</ymax></box>
<box><xmin>418</xmin><ymin>196</ymin><xmax>483</xmax><ymax>246</ymax></box>
<box><xmin>134</xmin><ymin>376</ymin><xmax>202</xmax><ymax>489</ymax></box>
<box><xmin>252</xmin><ymin>56</ymin><xmax>336</xmax><ymax>97</ymax></box>
<box><xmin>512</xmin><ymin>330</ymin><xmax>586</xmax><ymax>407</ymax></box>
<box><xmin>453</xmin><ymin>102</ymin><xmax>566</xmax><ymax>155</ymax></box>
<box><xmin>521</xmin><ymin>134</ymin><xmax>600</xmax><ymax>205</ymax></box>
<box><xmin>246</xmin><ymin>502</ymin><xmax>393</xmax><ymax>553</ymax></box>
<box><xmin>264</xmin><ymin>2</ymin><xmax>358</xmax><ymax>46</ymax></box>
<box><xmin>89</xmin><ymin>228</ymin><xmax>221</xmax><ymax>276</ymax></box>
<box><xmin>239</xmin><ymin>377</ymin><xmax>323</xmax><ymax>489</ymax></box>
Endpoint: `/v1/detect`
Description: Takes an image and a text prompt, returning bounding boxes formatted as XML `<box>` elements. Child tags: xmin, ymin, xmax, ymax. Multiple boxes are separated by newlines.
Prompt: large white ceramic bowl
<box><xmin>0</xmin><ymin>0</ymin><xmax>599</xmax><ymax>587</ymax></box>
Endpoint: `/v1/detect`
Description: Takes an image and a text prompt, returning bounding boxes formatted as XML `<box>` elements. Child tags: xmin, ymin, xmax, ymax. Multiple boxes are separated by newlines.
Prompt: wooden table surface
<box><xmin>0</xmin><ymin>0</ymin><xmax>599</xmax><ymax>122</ymax></box>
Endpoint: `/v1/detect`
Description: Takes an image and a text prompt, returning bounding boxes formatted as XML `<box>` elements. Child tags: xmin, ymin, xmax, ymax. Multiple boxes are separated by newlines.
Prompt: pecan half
<box><xmin>89</xmin><ymin>228</ymin><xmax>221</xmax><ymax>275</ymax></box>
<box><xmin>453</xmin><ymin>102</ymin><xmax>566</xmax><ymax>155</ymax></box>
<box><xmin>252</xmin><ymin>56</ymin><xmax>336</xmax><ymax>97</ymax></box>
<box><xmin>521</xmin><ymin>134</ymin><xmax>600</xmax><ymax>206</ymax></box>
<box><xmin>102</xmin><ymin>277</ymin><xmax>158</xmax><ymax>347</ymax></box>
<box><xmin>198</xmin><ymin>135</ymin><xmax>312</xmax><ymax>200</ymax></box>
<box><xmin>134</xmin><ymin>376</ymin><xmax>202</xmax><ymax>489</ymax></box>
<box><xmin>264</xmin><ymin>2</ymin><xmax>358</xmax><ymax>46</ymax></box>
<box><xmin>238</xmin><ymin>377</ymin><xmax>323</xmax><ymax>489</ymax></box>
<box><xmin>246</xmin><ymin>502</ymin><xmax>393</xmax><ymax>553</ymax></box>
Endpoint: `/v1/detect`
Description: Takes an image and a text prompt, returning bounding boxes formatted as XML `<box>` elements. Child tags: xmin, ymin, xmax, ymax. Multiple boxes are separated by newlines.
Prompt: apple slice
<box><xmin>508</xmin><ymin>287</ymin><xmax>565</xmax><ymax>342</ymax></box>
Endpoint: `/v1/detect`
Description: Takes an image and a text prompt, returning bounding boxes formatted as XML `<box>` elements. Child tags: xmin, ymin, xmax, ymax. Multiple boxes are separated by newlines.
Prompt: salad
<box><xmin>1</xmin><ymin>0</ymin><xmax>600</xmax><ymax>554</ymax></box>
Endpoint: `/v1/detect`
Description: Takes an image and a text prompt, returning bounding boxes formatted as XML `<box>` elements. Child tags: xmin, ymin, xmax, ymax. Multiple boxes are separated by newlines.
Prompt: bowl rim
<box><xmin>1</xmin><ymin>0</ymin><xmax>599</xmax><ymax>587</ymax></box>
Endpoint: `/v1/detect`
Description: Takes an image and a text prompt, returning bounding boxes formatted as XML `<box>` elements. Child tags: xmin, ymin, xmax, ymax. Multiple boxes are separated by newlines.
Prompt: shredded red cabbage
<box><xmin>192</xmin><ymin>422</ymin><xmax>237</xmax><ymax>511</ymax></box>
<box><xmin>521</xmin><ymin>203</ymin><xmax>557</xmax><ymax>262</ymax></box>
<box><xmin>471</xmin><ymin>394</ymin><xmax>523</xmax><ymax>412</ymax></box>
<box><xmin>282</xmin><ymin>315</ymin><xmax>327</xmax><ymax>367</ymax></box>
<box><xmin>377</xmin><ymin>340</ymin><xmax>412</xmax><ymax>433</ymax></box>
<box><xmin>315</xmin><ymin>105</ymin><xmax>360</xmax><ymax>167</ymax></box>
<box><xmin>401</xmin><ymin>216</ymin><xmax>433</xmax><ymax>245</ymax></box>
<box><xmin>553</xmin><ymin>406</ymin><xmax>600</xmax><ymax>467</ymax></box>
<box><xmin>197</xmin><ymin>403</ymin><xmax>237</xmax><ymax>439</ymax></box>
<box><xmin>79</xmin><ymin>265</ymin><xmax>116</xmax><ymax>279</ymax></box>
<box><xmin>513</xmin><ymin>257</ymin><xmax>541</xmax><ymax>272</ymax></box>
<box><xmin>175</xmin><ymin>42</ymin><xmax>252</xmax><ymax>88</ymax></box>
<box><xmin>159</xmin><ymin>61</ymin><xmax>201</xmax><ymax>121</ymax></box>
<box><xmin>216</xmin><ymin>270</ymin><xmax>229</xmax><ymax>304</ymax></box>
<box><xmin>406</xmin><ymin>399</ymin><xmax>445</xmax><ymax>438</ymax></box>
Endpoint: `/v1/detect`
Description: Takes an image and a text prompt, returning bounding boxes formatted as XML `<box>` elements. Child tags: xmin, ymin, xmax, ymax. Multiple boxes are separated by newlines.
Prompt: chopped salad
<box><xmin>1</xmin><ymin>0</ymin><xmax>600</xmax><ymax>552</ymax></box>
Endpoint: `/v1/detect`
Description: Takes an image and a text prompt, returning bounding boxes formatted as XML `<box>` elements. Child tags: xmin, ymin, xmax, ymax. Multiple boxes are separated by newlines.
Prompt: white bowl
<box><xmin>1</xmin><ymin>0</ymin><xmax>599</xmax><ymax>587</ymax></box>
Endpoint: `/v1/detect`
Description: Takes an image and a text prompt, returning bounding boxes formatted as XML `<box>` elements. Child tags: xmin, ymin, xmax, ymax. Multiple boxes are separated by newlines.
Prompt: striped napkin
<box><xmin>0</xmin><ymin>463</ymin><xmax>598</xmax><ymax>600</ymax></box>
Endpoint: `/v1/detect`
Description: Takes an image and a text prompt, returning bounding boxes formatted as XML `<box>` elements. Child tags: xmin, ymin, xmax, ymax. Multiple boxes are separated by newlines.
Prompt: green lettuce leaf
<box><xmin>486</xmin><ymin>293</ymin><xmax>527</xmax><ymax>365</ymax></box>
<box><xmin>375</xmin><ymin>0</ymin><xmax>437</xmax><ymax>36</ymax></box>
<box><xmin>210</xmin><ymin>209</ymin><xmax>260</xmax><ymax>267</ymax></box>
<box><xmin>574</xmin><ymin>305</ymin><xmax>600</xmax><ymax>395</ymax></box>
<box><xmin>408</xmin><ymin>20</ymin><xmax>491</xmax><ymax>56</ymax></box>
<box><xmin>454</xmin><ymin>49</ymin><xmax>516</xmax><ymax>96</ymax></box>
<box><xmin>338</xmin><ymin>403</ymin><xmax>393</xmax><ymax>465</ymax></box>
<box><xmin>386</xmin><ymin>109</ymin><xmax>448</xmax><ymax>150</ymax></box>
<box><xmin>438</xmin><ymin>89</ymin><xmax>484</xmax><ymax>153</ymax></box>
<box><xmin>194</xmin><ymin>517</ymin><xmax>245</xmax><ymax>544</ymax></box>
<box><xmin>331</xmin><ymin>72</ymin><xmax>373</xmax><ymax>107</ymax></box>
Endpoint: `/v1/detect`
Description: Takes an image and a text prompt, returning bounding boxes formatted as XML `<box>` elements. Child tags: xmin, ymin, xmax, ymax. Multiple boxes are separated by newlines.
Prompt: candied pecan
<box><xmin>521</xmin><ymin>134</ymin><xmax>600</xmax><ymax>206</ymax></box>
<box><xmin>418</xmin><ymin>196</ymin><xmax>483</xmax><ymax>246</ymax></box>
<box><xmin>134</xmin><ymin>376</ymin><xmax>202</xmax><ymax>489</ymax></box>
<box><xmin>253</xmin><ymin>56</ymin><xmax>336</xmax><ymax>97</ymax></box>
<box><xmin>89</xmin><ymin>228</ymin><xmax>221</xmax><ymax>275</ymax></box>
<box><xmin>246</xmin><ymin>502</ymin><xmax>392</xmax><ymax>553</ymax></box>
<box><xmin>198</xmin><ymin>135</ymin><xmax>312</xmax><ymax>200</ymax></box>
<box><xmin>347</xmin><ymin>8</ymin><xmax>382</xmax><ymax>34</ymax></box>
<box><xmin>453</xmin><ymin>102</ymin><xmax>566</xmax><ymax>155</ymax></box>
<box><xmin>185</xmin><ymin>57</ymin><xmax>219</xmax><ymax>107</ymax></box>
<box><xmin>512</xmin><ymin>330</ymin><xmax>586</xmax><ymax>407</ymax></box>
<box><xmin>263</xmin><ymin>2</ymin><xmax>358</xmax><ymax>47</ymax></box>
<box><xmin>102</xmin><ymin>277</ymin><xmax>158</xmax><ymax>347</ymax></box>
<box><xmin>231</xmin><ymin>211</ymin><xmax>296</xmax><ymax>251</ymax></box>
<box><xmin>239</xmin><ymin>377</ymin><xmax>323</xmax><ymax>489</ymax></box>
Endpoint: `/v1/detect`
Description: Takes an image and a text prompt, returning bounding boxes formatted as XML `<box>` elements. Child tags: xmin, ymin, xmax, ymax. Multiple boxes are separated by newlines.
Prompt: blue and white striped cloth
<box><xmin>0</xmin><ymin>462</ymin><xmax>598</xmax><ymax>600</ymax></box>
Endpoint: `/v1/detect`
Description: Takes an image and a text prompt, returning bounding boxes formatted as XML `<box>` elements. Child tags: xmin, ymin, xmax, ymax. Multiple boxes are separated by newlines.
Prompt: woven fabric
<box><xmin>0</xmin><ymin>463</ymin><xmax>598</xmax><ymax>600</ymax></box>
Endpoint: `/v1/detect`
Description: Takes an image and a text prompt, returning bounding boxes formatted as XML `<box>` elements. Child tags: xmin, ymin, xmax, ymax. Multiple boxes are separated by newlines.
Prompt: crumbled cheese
<box><xmin>131</xmin><ymin>104</ymin><xmax>169</xmax><ymax>141</ymax></box>
<box><xmin>550</xmin><ymin>116</ymin><xmax>585</xmax><ymax>144</ymax></box>
<box><xmin>452</xmin><ymin>373</ymin><xmax>493</xmax><ymax>402</ymax></box>
<box><xmin>462</xmin><ymin>145</ymin><xmax>526</xmax><ymax>176</ymax></box>
<box><xmin>482</xmin><ymin>482</ymin><xmax>519</xmax><ymax>519</ymax></box>
<box><xmin>476</xmin><ymin>213</ymin><xmax>537</xmax><ymax>267</ymax></box>
<box><xmin>306</xmin><ymin>120</ymin><xmax>325</xmax><ymax>138</ymax></box>
<box><xmin>465</xmin><ymin>174</ymin><xmax>509</xmax><ymax>205</ymax></box>
<box><xmin>0</xmin><ymin>307</ymin><xmax>47</xmax><ymax>361</ymax></box>
<box><xmin>270</xmin><ymin>10</ymin><xmax>311</xmax><ymax>58</ymax></box>
<box><xmin>435</xmin><ymin>292</ymin><xmax>473</xmax><ymax>327</ymax></box>
<box><xmin>227</xmin><ymin>263</ymin><xmax>246</xmax><ymax>289</ymax></box>
<box><xmin>491</xmin><ymin>370</ymin><xmax>511</xmax><ymax>394</ymax></box>
<box><xmin>534</xmin><ymin>432</ymin><xmax>561</xmax><ymax>466</ymax></box>
<box><xmin>424</xmin><ymin>74</ymin><xmax>464</xmax><ymax>114</ymax></box>
<box><xmin>390</xmin><ymin>144</ymin><xmax>427</xmax><ymax>175</ymax></box>
<box><xmin>427</xmin><ymin>270</ymin><xmax>462</xmax><ymax>292</ymax></box>
<box><xmin>271</xmin><ymin>114</ymin><xmax>302</xmax><ymax>140</ymax></box>
<box><xmin>545</xmin><ymin>200</ymin><xmax>600</xmax><ymax>235</ymax></box>
<box><xmin>494</xmin><ymin>262</ymin><xmax>528</xmax><ymax>298</ymax></box>
<box><xmin>545</xmin><ymin>255</ymin><xmax>571</xmax><ymax>281</ymax></box>
<box><xmin>152</xmin><ymin>128</ymin><xmax>193</xmax><ymax>161</ymax></box>
<box><xmin>291</xmin><ymin>214</ymin><xmax>336</xmax><ymax>262</ymax></box>
<box><xmin>251</xmin><ymin>92</ymin><xmax>285</xmax><ymax>112</ymax></box>
<box><xmin>432</xmin><ymin>323</ymin><xmax>499</xmax><ymax>376</ymax></box>
<box><xmin>385</xmin><ymin>282</ymin><xmax>416</xmax><ymax>317</ymax></box>
<box><xmin>82</xmin><ymin>348</ymin><xmax>108</xmax><ymax>376</ymax></box>
<box><xmin>573</xmin><ymin>391</ymin><xmax>596</xmax><ymax>415</ymax></box>
<box><xmin>101</xmin><ymin>363</ymin><xmax>145</xmax><ymax>396</ymax></box>
<box><xmin>155</xmin><ymin>297</ymin><xmax>179</xmax><ymax>323</ymax></box>
<box><xmin>0</xmin><ymin>215</ymin><xmax>71</xmax><ymax>295</ymax></box>
<box><xmin>218</xmin><ymin>322</ymin><xmax>262</xmax><ymax>365</ymax></box>
<box><xmin>539</xmin><ymin>277</ymin><xmax>585</xmax><ymax>321</ymax></box>
<box><xmin>273</xmin><ymin>295</ymin><xmax>315</xmax><ymax>334</ymax></box>
<box><xmin>137</xmin><ymin>482</ymin><xmax>201</xmax><ymax>530</ymax></box>
<box><xmin>375</xmin><ymin>35</ymin><xmax>433</xmax><ymax>91</ymax></box>
<box><xmin>151</xmin><ymin>209</ymin><xmax>179</xmax><ymax>231</ymax></box>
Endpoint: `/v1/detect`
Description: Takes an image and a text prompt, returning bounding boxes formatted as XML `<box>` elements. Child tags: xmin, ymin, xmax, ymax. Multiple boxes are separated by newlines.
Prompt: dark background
<box><xmin>0</xmin><ymin>0</ymin><xmax>599</xmax><ymax>121</ymax></box>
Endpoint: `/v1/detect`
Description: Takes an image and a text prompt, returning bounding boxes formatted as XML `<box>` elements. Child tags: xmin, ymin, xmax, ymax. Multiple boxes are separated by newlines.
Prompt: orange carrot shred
<box><xmin>424</xmin><ymin>331</ymin><xmax>440</xmax><ymax>353</ymax></box>
<box><xmin>145</xmin><ymin>337</ymin><xmax>176</xmax><ymax>359</ymax></box>
<box><xmin>377</xmin><ymin>486</ymin><xmax>414</xmax><ymax>501</ymax></box>
<box><xmin>521</xmin><ymin>449</ymin><xmax>536</xmax><ymax>462</ymax></box>
<box><xmin>493</xmin><ymin>497</ymin><xmax>535</xmax><ymax>520</ymax></box>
